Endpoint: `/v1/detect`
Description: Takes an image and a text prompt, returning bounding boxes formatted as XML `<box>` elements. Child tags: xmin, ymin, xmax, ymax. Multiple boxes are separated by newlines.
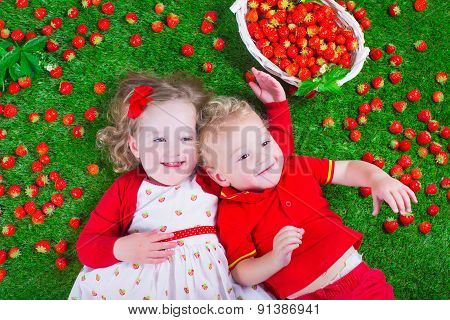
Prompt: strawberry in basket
<box><xmin>233</xmin><ymin>0</ymin><xmax>369</xmax><ymax>96</ymax></box>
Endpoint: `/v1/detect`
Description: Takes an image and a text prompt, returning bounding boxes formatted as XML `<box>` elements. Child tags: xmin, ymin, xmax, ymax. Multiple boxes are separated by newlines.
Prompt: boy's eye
<box><xmin>153</xmin><ymin>137</ymin><xmax>166</xmax><ymax>143</ymax></box>
<box><xmin>181</xmin><ymin>137</ymin><xmax>193</xmax><ymax>142</ymax></box>
<box><xmin>238</xmin><ymin>153</ymin><xmax>250</xmax><ymax>161</ymax></box>
<box><xmin>262</xmin><ymin>140</ymin><xmax>270</xmax><ymax>147</ymax></box>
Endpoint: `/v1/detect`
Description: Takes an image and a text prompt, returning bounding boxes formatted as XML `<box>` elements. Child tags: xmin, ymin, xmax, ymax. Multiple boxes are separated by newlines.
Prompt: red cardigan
<box><xmin>76</xmin><ymin>100</ymin><xmax>293</xmax><ymax>268</ymax></box>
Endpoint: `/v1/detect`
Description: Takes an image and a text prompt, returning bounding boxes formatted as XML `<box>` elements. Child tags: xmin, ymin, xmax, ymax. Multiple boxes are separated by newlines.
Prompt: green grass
<box><xmin>0</xmin><ymin>0</ymin><xmax>448</xmax><ymax>300</ymax></box>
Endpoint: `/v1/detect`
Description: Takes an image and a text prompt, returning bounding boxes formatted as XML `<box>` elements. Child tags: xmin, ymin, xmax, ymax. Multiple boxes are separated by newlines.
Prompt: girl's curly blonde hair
<box><xmin>97</xmin><ymin>71</ymin><xmax>211</xmax><ymax>173</ymax></box>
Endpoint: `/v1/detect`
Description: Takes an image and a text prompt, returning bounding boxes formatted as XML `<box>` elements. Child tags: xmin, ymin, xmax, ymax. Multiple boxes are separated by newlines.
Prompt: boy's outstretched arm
<box><xmin>332</xmin><ymin>160</ymin><xmax>418</xmax><ymax>216</ymax></box>
<box><xmin>248</xmin><ymin>67</ymin><xmax>295</xmax><ymax>155</ymax></box>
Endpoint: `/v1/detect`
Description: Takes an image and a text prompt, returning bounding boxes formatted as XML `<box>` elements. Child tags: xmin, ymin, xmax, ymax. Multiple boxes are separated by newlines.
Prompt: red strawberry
<box><xmin>343</xmin><ymin>117</ymin><xmax>357</xmax><ymax>130</ymax></box>
<box><xmin>166</xmin><ymin>13</ymin><xmax>179</xmax><ymax>28</ymax></box>
<box><xmin>49</xmin><ymin>171</ymin><xmax>60</xmax><ymax>182</ymax></box>
<box><xmin>81</xmin><ymin>0</ymin><xmax>92</xmax><ymax>8</ymax></box>
<box><xmin>201</xmin><ymin>20</ymin><xmax>214</xmax><ymax>34</ymax></box>
<box><xmin>440</xmin><ymin>177</ymin><xmax>450</xmax><ymax>189</ymax></box>
<box><xmin>0</xmin><ymin>268</ymin><xmax>6</xmax><ymax>282</ymax></box>
<box><xmin>388</xmin><ymin>71</ymin><xmax>402</xmax><ymax>84</ymax></box>
<box><xmin>56</xmin><ymin>257</ymin><xmax>68</xmax><ymax>270</ymax></box>
<box><xmin>25</xmin><ymin>185</ymin><xmax>39</xmax><ymax>198</ymax></box>
<box><xmin>409</xmin><ymin>180</ymin><xmax>421</xmax><ymax>193</ymax></box>
<box><xmin>34</xmin><ymin>7</ymin><xmax>47</xmax><ymax>20</ymax></box>
<box><xmin>31</xmin><ymin>211</ymin><xmax>45</xmax><ymax>224</ymax></box>
<box><xmin>3</xmin><ymin>104</ymin><xmax>18</xmax><ymax>118</ymax></box>
<box><xmin>417</xmin><ymin>109</ymin><xmax>431</xmax><ymax>123</ymax></box>
<box><xmin>8</xmin><ymin>247</ymin><xmax>20</xmax><ymax>259</ymax></box>
<box><xmin>385</xmin><ymin>43</ymin><xmax>396</xmax><ymax>54</ymax></box>
<box><xmin>125</xmin><ymin>12</ymin><xmax>138</xmax><ymax>24</ymax></box>
<box><xmin>407</xmin><ymin>88</ymin><xmax>421</xmax><ymax>102</ymax></box>
<box><xmin>59</xmin><ymin>81</ymin><xmax>73</xmax><ymax>95</ymax></box>
<box><xmin>0</xmin><ymin>250</ymin><xmax>7</xmax><ymax>264</ymax></box>
<box><xmin>411</xmin><ymin>167</ymin><xmax>422</xmax><ymax>179</ymax></box>
<box><xmin>51</xmin><ymin>193</ymin><xmax>64</xmax><ymax>207</ymax></box>
<box><xmin>414</xmin><ymin>40</ymin><xmax>427</xmax><ymax>51</ymax></box>
<box><xmin>399</xmin><ymin>173</ymin><xmax>412</xmax><ymax>186</ymax></box>
<box><xmin>62</xmin><ymin>49</ymin><xmax>76</xmax><ymax>61</ymax></box>
<box><xmin>390</xmin><ymin>139</ymin><xmax>399</xmax><ymax>150</ymax></box>
<box><xmin>14</xmin><ymin>206</ymin><xmax>26</xmax><ymax>219</ymax></box>
<box><xmin>204</xmin><ymin>11</ymin><xmax>218</xmax><ymax>23</ymax></box>
<box><xmin>8</xmin><ymin>82</ymin><xmax>21</xmax><ymax>95</ymax></box>
<box><xmin>8</xmin><ymin>185</ymin><xmax>21</xmax><ymax>198</ymax></box>
<box><xmin>418</xmin><ymin>221</ymin><xmax>431</xmax><ymax>234</ymax></box>
<box><xmin>101</xmin><ymin>2</ymin><xmax>115</xmax><ymax>15</ymax></box>
<box><xmin>15</xmin><ymin>144</ymin><xmax>28</xmax><ymax>157</ymax></box>
<box><xmin>405</xmin><ymin>128</ymin><xmax>416</xmax><ymax>140</ymax></box>
<box><xmin>77</xmin><ymin>24</ymin><xmax>88</xmax><ymax>35</ymax></box>
<box><xmin>389</xmin><ymin>120</ymin><xmax>403</xmax><ymax>134</ymax></box>
<box><xmin>48</xmin><ymin>65</ymin><xmax>63</xmax><ymax>78</ymax></box>
<box><xmin>397</xmin><ymin>154</ymin><xmax>412</xmax><ymax>169</ymax></box>
<box><xmin>369</xmin><ymin>48</ymin><xmax>382</xmax><ymax>60</ymax></box>
<box><xmin>389</xmin><ymin>54</ymin><xmax>402</xmax><ymax>66</ymax></box>
<box><xmin>39</xmin><ymin>154</ymin><xmax>50</xmax><ymax>165</ymax></box>
<box><xmin>356</xmin><ymin>83</ymin><xmax>369</xmax><ymax>95</ymax></box>
<box><xmin>62</xmin><ymin>113</ymin><xmax>75</xmax><ymax>126</ymax></box>
<box><xmin>388</xmin><ymin>4</ymin><xmax>401</xmax><ymax>17</ymax></box>
<box><xmin>72</xmin><ymin>36</ymin><xmax>85</xmax><ymax>49</ymax></box>
<box><xmin>151</xmin><ymin>21</ymin><xmax>164</xmax><ymax>33</ymax></box>
<box><xmin>429</xmin><ymin>141</ymin><xmax>442</xmax><ymax>155</ymax></box>
<box><xmin>89</xmin><ymin>32</ymin><xmax>104</xmax><ymax>45</ymax></box>
<box><xmin>427</xmin><ymin>204</ymin><xmax>439</xmax><ymax>216</ymax></box>
<box><xmin>371</xmin><ymin>76</ymin><xmax>384</xmax><ymax>89</ymax></box>
<box><xmin>440</xmin><ymin>126</ymin><xmax>449</xmax><ymax>139</ymax></box>
<box><xmin>2</xmin><ymin>224</ymin><xmax>16</xmax><ymax>237</ymax></box>
<box><xmin>154</xmin><ymin>3</ymin><xmax>165</xmax><ymax>14</ymax></box>
<box><xmin>45</xmin><ymin>108</ymin><xmax>58</xmax><ymax>122</ymax></box>
<box><xmin>417</xmin><ymin>147</ymin><xmax>428</xmax><ymax>158</ymax></box>
<box><xmin>370</xmin><ymin>97</ymin><xmax>383</xmax><ymax>111</ymax></box>
<box><xmin>97</xmin><ymin>18</ymin><xmax>110</xmax><ymax>31</ymax></box>
<box><xmin>129</xmin><ymin>34</ymin><xmax>142</xmax><ymax>47</ymax></box>
<box><xmin>15</xmin><ymin>0</ymin><xmax>28</xmax><ymax>8</ymax></box>
<box><xmin>17</xmin><ymin>77</ymin><xmax>31</xmax><ymax>89</ymax></box>
<box><xmin>361</xmin><ymin>152</ymin><xmax>374</xmax><ymax>163</ymax></box>
<box><xmin>35</xmin><ymin>175</ymin><xmax>49</xmax><ymax>187</ymax></box>
<box><xmin>84</xmin><ymin>107</ymin><xmax>98</xmax><ymax>121</ymax></box>
<box><xmin>356</xmin><ymin>114</ymin><xmax>367</xmax><ymax>126</ymax></box>
<box><xmin>72</xmin><ymin>125</ymin><xmax>85</xmax><ymax>138</ymax></box>
<box><xmin>11</xmin><ymin>29</ymin><xmax>25</xmax><ymax>42</ymax></box>
<box><xmin>94</xmin><ymin>82</ymin><xmax>106</xmax><ymax>94</ymax></box>
<box><xmin>244</xmin><ymin>70</ymin><xmax>256</xmax><ymax>83</ymax></box>
<box><xmin>359</xmin><ymin>187</ymin><xmax>371</xmax><ymax>197</ymax></box>
<box><xmin>36</xmin><ymin>142</ymin><xmax>49</xmax><ymax>155</ymax></box>
<box><xmin>42</xmin><ymin>202</ymin><xmax>55</xmax><ymax>215</ymax></box>
<box><xmin>353</xmin><ymin>8</ymin><xmax>366</xmax><ymax>21</ymax></box>
<box><xmin>346</xmin><ymin>1</ymin><xmax>356</xmax><ymax>11</ymax></box>
<box><xmin>399</xmin><ymin>140</ymin><xmax>411</xmax><ymax>152</ymax></box>
<box><xmin>413</xmin><ymin>0</ymin><xmax>427</xmax><ymax>12</ymax></box>
<box><xmin>0</xmin><ymin>129</ymin><xmax>6</xmax><ymax>140</ymax></box>
<box><xmin>383</xmin><ymin>218</ymin><xmax>398</xmax><ymax>233</ymax></box>
<box><xmin>35</xmin><ymin>240</ymin><xmax>51</xmax><ymax>253</ymax></box>
<box><xmin>54</xmin><ymin>178</ymin><xmax>67</xmax><ymax>191</ymax></box>
<box><xmin>203</xmin><ymin>61</ymin><xmax>213</xmax><ymax>73</ymax></box>
<box><xmin>55</xmin><ymin>240</ymin><xmax>68</xmax><ymax>254</ymax></box>
<box><xmin>392</xmin><ymin>100</ymin><xmax>406</xmax><ymax>112</ymax></box>
<box><xmin>67</xmin><ymin>7</ymin><xmax>79</xmax><ymax>19</ymax></box>
<box><xmin>431</xmin><ymin>91</ymin><xmax>444</xmax><ymax>103</ymax></box>
<box><xmin>321</xmin><ymin>116</ymin><xmax>335</xmax><ymax>128</ymax></box>
<box><xmin>435</xmin><ymin>151</ymin><xmax>448</xmax><ymax>165</ymax></box>
<box><xmin>41</xmin><ymin>25</ymin><xmax>54</xmax><ymax>37</ymax></box>
<box><xmin>69</xmin><ymin>217</ymin><xmax>81</xmax><ymax>229</ymax></box>
<box><xmin>50</xmin><ymin>17</ymin><xmax>63</xmax><ymax>29</ymax></box>
<box><xmin>389</xmin><ymin>164</ymin><xmax>404</xmax><ymax>178</ymax></box>
<box><xmin>24</xmin><ymin>201</ymin><xmax>37</xmax><ymax>214</ymax></box>
<box><xmin>71</xmin><ymin>187</ymin><xmax>84</xmax><ymax>199</ymax></box>
<box><xmin>358</xmin><ymin>103</ymin><xmax>371</xmax><ymax>114</ymax></box>
<box><xmin>425</xmin><ymin>183</ymin><xmax>437</xmax><ymax>195</ymax></box>
<box><xmin>1</xmin><ymin>156</ymin><xmax>15</xmax><ymax>169</ymax></box>
<box><xmin>399</xmin><ymin>213</ymin><xmax>414</xmax><ymax>226</ymax></box>
<box><xmin>28</xmin><ymin>112</ymin><xmax>40</xmax><ymax>123</ymax></box>
<box><xmin>213</xmin><ymin>38</ymin><xmax>225</xmax><ymax>51</ymax></box>
<box><xmin>349</xmin><ymin>129</ymin><xmax>361</xmax><ymax>142</ymax></box>
<box><xmin>435</xmin><ymin>72</ymin><xmax>448</xmax><ymax>84</ymax></box>
<box><xmin>181</xmin><ymin>44</ymin><xmax>194</xmax><ymax>57</ymax></box>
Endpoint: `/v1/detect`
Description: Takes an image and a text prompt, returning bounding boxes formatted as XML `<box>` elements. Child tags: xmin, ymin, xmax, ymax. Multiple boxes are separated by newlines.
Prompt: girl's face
<box><xmin>129</xmin><ymin>99</ymin><xmax>198</xmax><ymax>186</ymax></box>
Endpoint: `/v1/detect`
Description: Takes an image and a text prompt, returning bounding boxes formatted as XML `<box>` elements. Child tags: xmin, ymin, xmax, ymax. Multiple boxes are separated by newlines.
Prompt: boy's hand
<box><xmin>371</xmin><ymin>174</ymin><xmax>418</xmax><ymax>216</ymax></box>
<box><xmin>271</xmin><ymin>226</ymin><xmax>304</xmax><ymax>269</ymax></box>
<box><xmin>248</xmin><ymin>67</ymin><xmax>286</xmax><ymax>104</ymax></box>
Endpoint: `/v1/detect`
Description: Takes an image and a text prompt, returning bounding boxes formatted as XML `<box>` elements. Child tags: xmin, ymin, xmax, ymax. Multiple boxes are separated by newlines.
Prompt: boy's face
<box><xmin>204</xmin><ymin>111</ymin><xmax>284</xmax><ymax>192</ymax></box>
<box><xmin>129</xmin><ymin>99</ymin><xmax>198</xmax><ymax>186</ymax></box>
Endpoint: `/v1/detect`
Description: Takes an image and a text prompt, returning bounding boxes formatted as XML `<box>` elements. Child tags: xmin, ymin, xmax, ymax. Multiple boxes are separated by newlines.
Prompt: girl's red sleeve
<box><xmin>265</xmin><ymin>100</ymin><xmax>295</xmax><ymax>156</ymax></box>
<box><xmin>76</xmin><ymin>178</ymin><xmax>124</xmax><ymax>268</ymax></box>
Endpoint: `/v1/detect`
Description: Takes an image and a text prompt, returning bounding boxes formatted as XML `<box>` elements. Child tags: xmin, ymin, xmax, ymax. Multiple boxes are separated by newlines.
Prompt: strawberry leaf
<box><xmin>0</xmin><ymin>47</ymin><xmax>20</xmax><ymax>70</ymax></box>
<box><xmin>322</xmin><ymin>66</ymin><xmax>347</xmax><ymax>82</ymax></box>
<box><xmin>318</xmin><ymin>81</ymin><xmax>342</xmax><ymax>94</ymax></box>
<box><xmin>0</xmin><ymin>39</ymin><xmax>13</xmax><ymax>50</ymax></box>
<box><xmin>22</xmin><ymin>36</ymin><xmax>47</xmax><ymax>53</ymax></box>
<box><xmin>0</xmin><ymin>66</ymin><xmax>6</xmax><ymax>85</ymax></box>
<box><xmin>294</xmin><ymin>79</ymin><xmax>317</xmax><ymax>97</ymax></box>
<box><xmin>23</xmin><ymin>52</ymin><xmax>42</xmax><ymax>76</ymax></box>
<box><xmin>9</xmin><ymin>63</ymin><xmax>24</xmax><ymax>81</ymax></box>
<box><xmin>20</xmin><ymin>54</ymin><xmax>32</xmax><ymax>77</ymax></box>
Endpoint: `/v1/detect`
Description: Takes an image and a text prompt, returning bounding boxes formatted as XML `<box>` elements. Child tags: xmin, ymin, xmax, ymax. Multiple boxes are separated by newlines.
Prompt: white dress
<box><xmin>69</xmin><ymin>174</ymin><xmax>273</xmax><ymax>300</ymax></box>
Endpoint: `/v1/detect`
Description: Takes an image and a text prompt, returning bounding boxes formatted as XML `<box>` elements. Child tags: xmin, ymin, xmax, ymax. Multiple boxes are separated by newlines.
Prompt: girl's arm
<box><xmin>332</xmin><ymin>160</ymin><xmax>418</xmax><ymax>216</ymax></box>
<box><xmin>232</xmin><ymin>226</ymin><xmax>304</xmax><ymax>286</ymax></box>
<box><xmin>249</xmin><ymin>68</ymin><xmax>295</xmax><ymax>155</ymax></box>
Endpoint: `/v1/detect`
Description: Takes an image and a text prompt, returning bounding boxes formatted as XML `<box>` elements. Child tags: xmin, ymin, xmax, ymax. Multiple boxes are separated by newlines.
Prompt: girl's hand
<box><xmin>271</xmin><ymin>226</ymin><xmax>304</xmax><ymax>269</ymax></box>
<box><xmin>113</xmin><ymin>230</ymin><xmax>178</xmax><ymax>264</ymax></box>
<box><xmin>371</xmin><ymin>174</ymin><xmax>418</xmax><ymax>216</ymax></box>
<box><xmin>248</xmin><ymin>67</ymin><xmax>287</xmax><ymax>104</ymax></box>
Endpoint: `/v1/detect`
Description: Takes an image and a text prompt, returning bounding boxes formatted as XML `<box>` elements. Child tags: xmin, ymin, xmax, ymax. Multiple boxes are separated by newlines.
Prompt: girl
<box><xmin>68</xmin><ymin>72</ymin><xmax>273</xmax><ymax>300</ymax></box>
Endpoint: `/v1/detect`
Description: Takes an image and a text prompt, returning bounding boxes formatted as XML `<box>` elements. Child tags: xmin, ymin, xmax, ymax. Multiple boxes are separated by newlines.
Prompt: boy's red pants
<box><xmin>294</xmin><ymin>262</ymin><xmax>394</xmax><ymax>300</ymax></box>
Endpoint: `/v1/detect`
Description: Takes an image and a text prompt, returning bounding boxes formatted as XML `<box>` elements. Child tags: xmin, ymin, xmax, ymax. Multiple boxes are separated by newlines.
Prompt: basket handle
<box><xmin>230</xmin><ymin>0</ymin><xmax>245</xmax><ymax>14</ymax></box>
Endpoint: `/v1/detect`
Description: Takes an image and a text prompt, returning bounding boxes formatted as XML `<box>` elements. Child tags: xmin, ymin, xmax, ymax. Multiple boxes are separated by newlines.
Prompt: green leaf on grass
<box><xmin>318</xmin><ymin>81</ymin><xmax>342</xmax><ymax>94</ymax></box>
<box><xmin>0</xmin><ymin>47</ymin><xmax>20</xmax><ymax>70</ymax></box>
<box><xmin>20</xmin><ymin>54</ymin><xmax>32</xmax><ymax>76</ymax></box>
<box><xmin>22</xmin><ymin>36</ymin><xmax>47</xmax><ymax>53</ymax></box>
<box><xmin>294</xmin><ymin>79</ymin><xmax>317</xmax><ymax>97</ymax></box>
<box><xmin>0</xmin><ymin>39</ymin><xmax>13</xmax><ymax>50</ymax></box>
<box><xmin>23</xmin><ymin>52</ymin><xmax>42</xmax><ymax>76</ymax></box>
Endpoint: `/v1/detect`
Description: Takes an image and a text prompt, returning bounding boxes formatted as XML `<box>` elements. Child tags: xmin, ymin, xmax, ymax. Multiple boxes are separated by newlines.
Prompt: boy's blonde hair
<box><xmin>97</xmin><ymin>71</ymin><xmax>211</xmax><ymax>173</ymax></box>
<box><xmin>198</xmin><ymin>96</ymin><xmax>265</xmax><ymax>167</ymax></box>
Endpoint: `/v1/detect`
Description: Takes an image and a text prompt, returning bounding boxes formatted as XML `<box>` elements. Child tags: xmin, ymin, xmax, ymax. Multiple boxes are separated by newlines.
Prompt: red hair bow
<box><xmin>127</xmin><ymin>85</ymin><xmax>154</xmax><ymax>119</ymax></box>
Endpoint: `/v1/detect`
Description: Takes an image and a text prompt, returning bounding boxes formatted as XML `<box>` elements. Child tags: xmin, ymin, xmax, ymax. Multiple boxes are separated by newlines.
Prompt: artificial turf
<box><xmin>0</xmin><ymin>0</ymin><xmax>448</xmax><ymax>300</ymax></box>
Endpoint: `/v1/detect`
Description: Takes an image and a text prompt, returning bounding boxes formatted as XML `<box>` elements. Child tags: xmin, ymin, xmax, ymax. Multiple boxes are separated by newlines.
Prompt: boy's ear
<box><xmin>205</xmin><ymin>167</ymin><xmax>230</xmax><ymax>188</ymax></box>
<box><xmin>128</xmin><ymin>135</ymin><xmax>140</xmax><ymax>159</ymax></box>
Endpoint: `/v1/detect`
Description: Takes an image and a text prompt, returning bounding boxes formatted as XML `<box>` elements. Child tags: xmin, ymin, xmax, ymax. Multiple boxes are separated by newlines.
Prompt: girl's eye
<box><xmin>238</xmin><ymin>153</ymin><xmax>250</xmax><ymax>161</ymax></box>
<box><xmin>153</xmin><ymin>137</ymin><xmax>166</xmax><ymax>143</ymax></box>
<box><xmin>262</xmin><ymin>140</ymin><xmax>270</xmax><ymax>147</ymax></box>
<box><xmin>181</xmin><ymin>137</ymin><xmax>193</xmax><ymax>142</ymax></box>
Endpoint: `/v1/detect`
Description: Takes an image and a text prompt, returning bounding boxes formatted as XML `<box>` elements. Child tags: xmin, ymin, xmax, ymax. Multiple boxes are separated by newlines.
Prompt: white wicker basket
<box><xmin>230</xmin><ymin>0</ymin><xmax>370</xmax><ymax>89</ymax></box>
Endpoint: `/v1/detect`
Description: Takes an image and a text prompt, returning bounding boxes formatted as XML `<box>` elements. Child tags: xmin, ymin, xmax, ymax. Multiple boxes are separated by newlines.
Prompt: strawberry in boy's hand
<box><xmin>248</xmin><ymin>67</ymin><xmax>286</xmax><ymax>104</ymax></box>
<box><xmin>271</xmin><ymin>226</ymin><xmax>304</xmax><ymax>268</ymax></box>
